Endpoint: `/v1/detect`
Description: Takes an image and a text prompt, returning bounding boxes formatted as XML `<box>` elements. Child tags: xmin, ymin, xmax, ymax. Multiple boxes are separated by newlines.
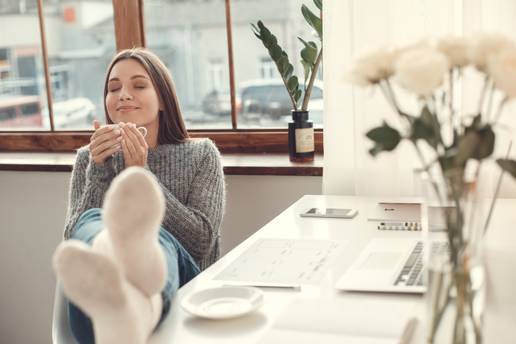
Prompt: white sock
<box><xmin>102</xmin><ymin>166</ymin><xmax>167</xmax><ymax>297</ymax></box>
<box><xmin>52</xmin><ymin>240</ymin><xmax>160</xmax><ymax>344</ymax></box>
<box><xmin>52</xmin><ymin>167</ymin><xmax>169</xmax><ymax>343</ymax></box>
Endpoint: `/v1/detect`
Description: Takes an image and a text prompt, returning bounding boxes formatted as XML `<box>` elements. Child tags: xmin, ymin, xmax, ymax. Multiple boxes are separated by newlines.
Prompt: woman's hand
<box><xmin>89</xmin><ymin>120</ymin><xmax>122</xmax><ymax>165</ymax></box>
<box><xmin>120</xmin><ymin>122</ymin><xmax>149</xmax><ymax>168</ymax></box>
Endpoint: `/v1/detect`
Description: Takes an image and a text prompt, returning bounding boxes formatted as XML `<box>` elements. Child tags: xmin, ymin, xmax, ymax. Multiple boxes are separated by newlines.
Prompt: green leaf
<box><xmin>497</xmin><ymin>159</ymin><xmax>516</xmax><ymax>179</ymax></box>
<box><xmin>410</xmin><ymin>105</ymin><xmax>439</xmax><ymax>149</ymax></box>
<box><xmin>264</xmin><ymin>35</ymin><xmax>278</xmax><ymax>50</ymax></box>
<box><xmin>285</xmin><ymin>64</ymin><xmax>294</xmax><ymax>80</ymax></box>
<box><xmin>295</xmin><ymin>89</ymin><xmax>303</xmax><ymax>104</ymax></box>
<box><xmin>438</xmin><ymin>154</ymin><xmax>456</xmax><ymax>172</ymax></box>
<box><xmin>455</xmin><ymin>131</ymin><xmax>478</xmax><ymax>166</ymax></box>
<box><xmin>455</xmin><ymin>125</ymin><xmax>495</xmax><ymax>165</ymax></box>
<box><xmin>300</xmin><ymin>40</ymin><xmax>317</xmax><ymax>65</ymax></box>
<box><xmin>298</xmin><ymin>37</ymin><xmax>317</xmax><ymax>84</ymax></box>
<box><xmin>278</xmin><ymin>54</ymin><xmax>290</xmax><ymax>76</ymax></box>
<box><xmin>251</xmin><ymin>20</ymin><xmax>300</xmax><ymax>109</ymax></box>
<box><xmin>313</xmin><ymin>0</ymin><xmax>322</xmax><ymax>11</ymax></box>
<box><xmin>270</xmin><ymin>45</ymin><xmax>282</xmax><ymax>61</ymax></box>
<box><xmin>257</xmin><ymin>21</ymin><xmax>271</xmax><ymax>41</ymax></box>
<box><xmin>287</xmin><ymin>76</ymin><xmax>299</xmax><ymax>94</ymax></box>
<box><xmin>298</xmin><ymin>37</ymin><xmax>317</xmax><ymax>51</ymax></box>
<box><xmin>474</xmin><ymin>126</ymin><xmax>495</xmax><ymax>159</ymax></box>
<box><xmin>302</xmin><ymin>5</ymin><xmax>322</xmax><ymax>40</ymax></box>
<box><xmin>250</xmin><ymin>24</ymin><xmax>261</xmax><ymax>39</ymax></box>
<box><xmin>301</xmin><ymin>60</ymin><xmax>311</xmax><ymax>85</ymax></box>
<box><xmin>470</xmin><ymin>113</ymin><xmax>482</xmax><ymax>129</ymax></box>
<box><xmin>366</xmin><ymin>122</ymin><xmax>402</xmax><ymax>157</ymax></box>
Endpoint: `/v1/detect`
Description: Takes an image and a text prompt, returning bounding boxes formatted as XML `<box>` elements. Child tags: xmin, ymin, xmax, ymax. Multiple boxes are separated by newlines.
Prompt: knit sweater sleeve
<box><xmin>159</xmin><ymin>140</ymin><xmax>225</xmax><ymax>263</ymax></box>
<box><xmin>63</xmin><ymin>147</ymin><xmax>116</xmax><ymax>239</ymax></box>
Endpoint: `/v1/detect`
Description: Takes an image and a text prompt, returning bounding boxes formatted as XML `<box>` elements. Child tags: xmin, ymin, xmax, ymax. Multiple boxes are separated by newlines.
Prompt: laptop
<box><xmin>335</xmin><ymin>238</ymin><xmax>448</xmax><ymax>294</ymax></box>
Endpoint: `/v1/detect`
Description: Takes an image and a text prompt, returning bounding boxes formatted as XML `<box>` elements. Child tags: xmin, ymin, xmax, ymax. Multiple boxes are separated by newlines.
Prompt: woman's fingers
<box><xmin>122</xmin><ymin>127</ymin><xmax>138</xmax><ymax>157</ymax></box>
<box><xmin>91</xmin><ymin>135</ymin><xmax>123</xmax><ymax>156</ymax></box>
<box><xmin>121</xmin><ymin>137</ymin><xmax>130</xmax><ymax>160</ymax></box>
<box><xmin>131</xmin><ymin>125</ymin><xmax>148</xmax><ymax>149</ymax></box>
<box><xmin>125</xmin><ymin>124</ymin><xmax>148</xmax><ymax>150</ymax></box>
<box><xmin>97</xmin><ymin>143</ymin><xmax>122</xmax><ymax>162</ymax></box>
<box><xmin>89</xmin><ymin>124</ymin><xmax>123</xmax><ymax>165</ymax></box>
<box><xmin>119</xmin><ymin>123</ymin><xmax>148</xmax><ymax>167</ymax></box>
<box><xmin>90</xmin><ymin>125</ymin><xmax>111</xmax><ymax>142</ymax></box>
<box><xmin>91</xmin><ymin>128</ymin><xmax>121</xmax><ymax>149</ymax></box>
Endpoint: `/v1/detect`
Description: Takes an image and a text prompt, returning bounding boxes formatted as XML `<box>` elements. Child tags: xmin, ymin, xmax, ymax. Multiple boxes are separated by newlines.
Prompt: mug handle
<box><xmin>137</xmin><ymin>126</ymin><xmax>148</xmax><ymax>138</ymax></box>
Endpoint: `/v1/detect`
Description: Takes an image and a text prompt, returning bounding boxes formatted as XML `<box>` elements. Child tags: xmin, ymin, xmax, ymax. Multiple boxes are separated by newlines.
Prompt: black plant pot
<box><xmin>288</xmin><ymin>110</ymin><xmax>314</xmax><ymax>162</ymax></box>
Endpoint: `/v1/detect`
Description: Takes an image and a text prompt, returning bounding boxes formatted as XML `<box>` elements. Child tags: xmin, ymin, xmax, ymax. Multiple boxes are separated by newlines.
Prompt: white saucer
<box><xmin>181</xmin><ymin>286</ymin><xmax>264</xmax><ymax>320</ymax></box>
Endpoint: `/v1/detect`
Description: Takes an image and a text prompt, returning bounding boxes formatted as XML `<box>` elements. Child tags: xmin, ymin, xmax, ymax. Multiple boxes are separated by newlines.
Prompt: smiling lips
<box><xmin>117</xmin><ymin>106</ymin><xmax>139</xmax><ymax>112</ymax></box>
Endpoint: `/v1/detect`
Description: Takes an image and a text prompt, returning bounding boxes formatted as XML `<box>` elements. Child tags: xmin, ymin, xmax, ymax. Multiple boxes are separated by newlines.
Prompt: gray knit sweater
<box><xmin>63</xmin><ymin>138</ymin><xmax>225</xmax><ymax>271</ymax></box>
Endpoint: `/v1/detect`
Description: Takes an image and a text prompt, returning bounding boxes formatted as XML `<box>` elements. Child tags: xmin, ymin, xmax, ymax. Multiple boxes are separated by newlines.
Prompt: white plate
<box><xmin>181</xmin><ymin>286</ymin><xmax>264</xmax><ymax>320</ymax></box>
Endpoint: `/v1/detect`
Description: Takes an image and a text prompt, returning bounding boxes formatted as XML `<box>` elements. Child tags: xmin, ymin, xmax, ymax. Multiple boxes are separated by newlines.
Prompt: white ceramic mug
<box><xmin>106</xmin><ymin>123</ymin><xmax>147</xmax><ymax>137</ymax></box>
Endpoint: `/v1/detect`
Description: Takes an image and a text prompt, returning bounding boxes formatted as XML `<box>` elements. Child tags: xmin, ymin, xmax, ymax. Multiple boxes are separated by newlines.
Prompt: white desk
<box><xmin>149</xmin><ymin>195</ymin><xmax>516</xmax><ymax>343</ymax></box>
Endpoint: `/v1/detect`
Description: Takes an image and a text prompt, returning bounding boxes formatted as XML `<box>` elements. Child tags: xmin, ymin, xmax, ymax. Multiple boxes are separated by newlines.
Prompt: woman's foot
<box><xmin>52</xmin><ymin>240</ymin><xmax>155</xmax><ymax>344</ymax></box>
<box><xmin>102</xmin><ymin>166</ymin><xmax>167</xmax><ymax>297</ymax></box>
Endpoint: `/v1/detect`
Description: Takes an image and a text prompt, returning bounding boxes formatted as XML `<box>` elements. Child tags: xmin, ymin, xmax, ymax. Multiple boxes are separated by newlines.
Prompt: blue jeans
<box><xmin>67</xmin><ymin>208</ymin><xmax>200</xmax><ymax>344</ymax></box>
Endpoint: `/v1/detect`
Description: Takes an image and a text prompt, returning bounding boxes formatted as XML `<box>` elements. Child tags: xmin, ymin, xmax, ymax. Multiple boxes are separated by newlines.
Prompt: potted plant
<box><xmin>347</xmin><ymin>33</ymin><xmax>516</xmax><ymax>343</ymax></box>
<box><xmin>252</xmin><ymin>0</ymin><xmax>323</xmax><ymax>162</ymax></box>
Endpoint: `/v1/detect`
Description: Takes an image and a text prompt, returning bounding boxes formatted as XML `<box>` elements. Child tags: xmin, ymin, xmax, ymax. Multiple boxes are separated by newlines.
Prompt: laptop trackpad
<box><xmin>360</xmin><ymin>252</ymin><xmax>400</xmax><ymax>270</ymax></box>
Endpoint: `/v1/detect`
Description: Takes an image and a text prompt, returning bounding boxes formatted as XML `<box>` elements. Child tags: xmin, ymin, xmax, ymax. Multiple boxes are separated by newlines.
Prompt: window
<box><xmin>0</xmin><ymin>0</ymin><xmax>324</xmax><ymax>153</ymax></box>
<box><xmin>0</xmin><ymin>96</ymin><xmax>42</xmax><ymax>126</ymax></box>
<box><xmin>232</xmin><ymin>0</ymin><xmax>323</xmax><ymax>128</ymax></box>
<box><xmin>143</xmin><ymin>0</ymin><xmax>232</xmax><ymax>129</ymax></box>
<box><xmin>208</xmin><ymin>59</ymin><xmax>225</xmax><ymax>92</ymax></box>
<box><xmin>258</xmin><ymin>57</ymin><xmax>276</xmax><ymax>80</ymax></box>
<box><xmin>50</xmin><ymin>66</ymin><xmax>70</xmax><ymax>101</ymax></box>
<box><xmin>0</xmin><ymin>0</ymin><xmax>48</xmax><ymax>131</ymax></box>
<box><xmin>44</xmin><ymin>0</ymin><xmax>115</xmax><ymax>130</ymax></box>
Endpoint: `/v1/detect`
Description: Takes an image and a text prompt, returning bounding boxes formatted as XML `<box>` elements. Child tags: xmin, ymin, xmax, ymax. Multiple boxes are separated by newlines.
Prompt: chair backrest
<box><xmin>52</xmin><ymin>283</ymin><xmax>78</xmax><ymax>344</ymax></box>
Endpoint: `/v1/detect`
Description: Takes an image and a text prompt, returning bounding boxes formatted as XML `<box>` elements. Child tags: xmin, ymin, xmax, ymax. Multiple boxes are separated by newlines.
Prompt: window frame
<box><xmin>0</xmin><ymin>0</ymin><xmax>324</xmax><ymax>154</ymax></box>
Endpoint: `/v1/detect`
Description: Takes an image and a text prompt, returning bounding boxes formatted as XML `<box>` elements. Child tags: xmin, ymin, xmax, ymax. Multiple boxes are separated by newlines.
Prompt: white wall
<box><xmin>0</xmin><ymin>171</ymin><xmax>321</xmax><ymax>344</ymax></box>
<box><xmin>323</xmin><ymin>0</ymin><xmax>516</xmax><ymax>197</ymax></box>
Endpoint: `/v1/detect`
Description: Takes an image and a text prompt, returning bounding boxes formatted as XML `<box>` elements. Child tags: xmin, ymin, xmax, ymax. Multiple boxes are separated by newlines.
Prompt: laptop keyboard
<box><xmin>394</xmin><ymin>241</ymin><xmax>449</xmax><ymax>287</ymax></box>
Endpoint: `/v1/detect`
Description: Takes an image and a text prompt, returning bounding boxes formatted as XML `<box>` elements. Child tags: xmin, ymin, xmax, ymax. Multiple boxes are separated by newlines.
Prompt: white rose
<box><xmin>394</xmin><ymin>48</ymin><xmax>449</xmax><ymax>96</ymax></box>
<box><xmin>468</xmin><ymin>33</ymin><xmax>514</xmax><ymax>72</ymax></box>
<box><xmin>436</xmin><ymin>36</ymin><xmax>471</xmax><ymax>68</ymax></box>
<box><xmin>346</xmin><ymin>47</ymin><xmax>397</xmax><ymax>86</ymax></box>
<box><xmin>488</xmin><ymin>48</ymin><xmax>516</xmax><ymax>98</ymax></box>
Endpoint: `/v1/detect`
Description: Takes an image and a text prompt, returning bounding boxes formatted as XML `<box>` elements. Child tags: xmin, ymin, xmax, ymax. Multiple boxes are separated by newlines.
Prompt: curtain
<box><xmin>323</xmin><ymin>0</ymin><xmax>516</xmax><ymax>197</ymax></box>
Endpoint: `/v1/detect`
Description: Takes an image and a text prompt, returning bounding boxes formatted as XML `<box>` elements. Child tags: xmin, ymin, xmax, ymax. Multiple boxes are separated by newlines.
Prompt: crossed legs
<box><xmin>53</xmin><ymin>167</ymin><xmax>167</xmax><ymax>344</ymax></box>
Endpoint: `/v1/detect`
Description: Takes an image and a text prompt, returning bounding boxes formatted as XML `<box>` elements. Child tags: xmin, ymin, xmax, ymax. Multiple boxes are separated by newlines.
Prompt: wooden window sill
<box><xmin>0</xmin><ymin>152</ymin><xmax>323</xmax><ymax>176</ymax></box>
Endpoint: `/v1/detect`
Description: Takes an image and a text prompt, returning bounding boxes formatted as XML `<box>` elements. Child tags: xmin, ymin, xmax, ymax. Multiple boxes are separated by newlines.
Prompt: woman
<box><xmin>52</xmin><ymin>48</ymin><xmax>225</xmax><ymax>344</ymax></box>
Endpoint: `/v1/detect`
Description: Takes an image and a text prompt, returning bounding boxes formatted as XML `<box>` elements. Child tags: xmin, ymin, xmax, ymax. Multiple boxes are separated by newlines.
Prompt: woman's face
<box><xmin>105</xmin><ymin>58</ymin><xmax>161</xmax><ymax>128</ymax></box>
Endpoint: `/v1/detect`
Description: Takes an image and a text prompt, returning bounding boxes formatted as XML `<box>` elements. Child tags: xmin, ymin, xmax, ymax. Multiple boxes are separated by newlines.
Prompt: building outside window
<box><xmin>0</xmin><ymin>0</ymin><xmax>324</xmax><ymax>151</ymax></box>
<box><xmin>258</xmin><ymin>57</ymin><xmax>276</xmax><ymax>80</ymax></box>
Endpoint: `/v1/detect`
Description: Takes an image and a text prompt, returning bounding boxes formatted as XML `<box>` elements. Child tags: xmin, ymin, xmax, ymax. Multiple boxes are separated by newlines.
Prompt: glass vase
<box><xmin>419</xmin><ymin>170</ymin><xmax>488</xmax><ymax>344</ymax></box>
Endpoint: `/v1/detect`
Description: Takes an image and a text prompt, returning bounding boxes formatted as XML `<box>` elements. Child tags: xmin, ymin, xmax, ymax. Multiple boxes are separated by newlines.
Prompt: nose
<box><xmin>119</xmin><ymin>86</ymin><xmax>133</xmax><ymax>101</ymax></box>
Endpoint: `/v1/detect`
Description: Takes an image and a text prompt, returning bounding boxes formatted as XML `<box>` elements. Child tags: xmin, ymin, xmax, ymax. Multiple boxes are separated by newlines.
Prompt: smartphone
<box><xmin>300</xmin><ymin>208</ymin><xmax>358</xmax><ymax>219</ymax></box>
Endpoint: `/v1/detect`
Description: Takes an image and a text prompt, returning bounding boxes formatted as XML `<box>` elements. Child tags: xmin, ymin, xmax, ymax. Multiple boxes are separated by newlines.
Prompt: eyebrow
<box><xmin>108</xmin><ymin>75</ymin><xmax>149</xmax><ymax>82</ymax></box>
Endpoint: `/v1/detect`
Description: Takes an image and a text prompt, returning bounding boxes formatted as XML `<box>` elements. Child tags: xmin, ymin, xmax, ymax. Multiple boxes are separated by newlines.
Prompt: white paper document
<box><xmin>258</xmin><ymin>297</ymin><xmax>418</xmax><ymax>344</ymax></box>
<box><xmin>214</xmin><ymin>239</ymin><xmax>346</xmax><ymax>286</ymax></box>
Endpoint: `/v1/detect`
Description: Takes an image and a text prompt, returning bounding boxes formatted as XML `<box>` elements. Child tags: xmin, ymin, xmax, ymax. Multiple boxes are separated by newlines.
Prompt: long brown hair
<box><xmin>103</xmin><ymin>48</ymin><xmax>189</xmax><ymax>144</ymax></box>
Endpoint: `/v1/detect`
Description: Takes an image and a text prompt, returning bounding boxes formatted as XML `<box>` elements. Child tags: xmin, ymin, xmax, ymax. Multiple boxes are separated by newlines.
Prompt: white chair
<box><xmin>52</xmin><ymin>283</ymin><xmax>172</xmax><ymax>344</ymax></box>
<box><xmin>52</xmin><ymin>283</ymin><xmax>79</xmax><ymax>344</ymax></box>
